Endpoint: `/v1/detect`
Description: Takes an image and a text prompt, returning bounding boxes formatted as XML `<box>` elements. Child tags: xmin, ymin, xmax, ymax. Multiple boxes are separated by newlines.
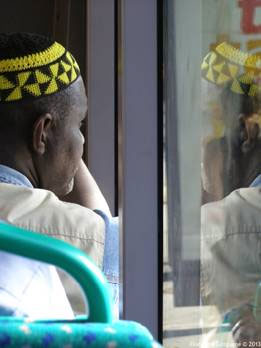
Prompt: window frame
<box><xmin>86</xmin><ymin>0</ymin><xmax>163</xmax><ymax>340</ymax></box>
<box><xmin>118</xmin><ymin>0</ymin><xmax>162</xmax><ymax>340</ymax></box>
<box><xmin>86</xmin><ymin>0</ymin><xmax>116</xmax><ymax>215</ymax></box>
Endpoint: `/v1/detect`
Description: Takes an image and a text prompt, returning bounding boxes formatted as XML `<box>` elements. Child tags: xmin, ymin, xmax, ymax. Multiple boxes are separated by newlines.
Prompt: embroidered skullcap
<box><xmin>0</xmin><ymin>32</ymin><xmax>80</xmax><ymax>102</ymax></box>
<box><xmin>201</xmin><ymin>42</ymin><xmax>261</xmax><ymax>97</ymax></box>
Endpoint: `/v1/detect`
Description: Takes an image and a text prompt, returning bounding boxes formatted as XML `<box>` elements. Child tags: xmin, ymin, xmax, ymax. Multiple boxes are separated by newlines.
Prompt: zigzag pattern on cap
<box><xmin>201</xmin><ymin>42</ymin><xmax>261</xmax><ymax>97</ymax></box>
<box><xmin>0</xmin><ymin>42</ymin><xmax>80</xmax><ymax>102</ymax></box>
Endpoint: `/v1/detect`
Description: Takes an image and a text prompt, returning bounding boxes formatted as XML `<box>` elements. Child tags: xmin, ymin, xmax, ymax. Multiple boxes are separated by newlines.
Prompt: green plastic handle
<box><xmin>253</xmin><ymin>281</ymin><xmax>261</xmax><ymax>322</ymax></box>
<box><xmin>0</xmin><ymin>221</ymin><xmax>113</xmax><ymax>323</ymax></box>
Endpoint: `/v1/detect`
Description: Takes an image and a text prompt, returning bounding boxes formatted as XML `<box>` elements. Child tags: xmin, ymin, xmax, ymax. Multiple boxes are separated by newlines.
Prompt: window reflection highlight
<box><xmin>164</xmin><ymin>1</ymin><xmax>261</xmax><ymax>347</ymax></box>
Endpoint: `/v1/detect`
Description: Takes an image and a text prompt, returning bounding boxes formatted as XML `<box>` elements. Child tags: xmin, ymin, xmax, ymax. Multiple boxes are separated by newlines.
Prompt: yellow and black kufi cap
<box><xmin>201</xmin><ymin>42</ymin><xmax>261</xmax><ymax>97</ymax></box>
<box><xmin>0</xmin><ymin>33</ymin><xmax>80</xmax><ymax>102</ymax></box>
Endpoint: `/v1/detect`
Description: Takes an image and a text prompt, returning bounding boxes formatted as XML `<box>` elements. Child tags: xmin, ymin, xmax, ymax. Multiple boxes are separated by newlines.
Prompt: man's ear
<box><xmin>239</xmin><ymin>113</ymin><xmax>260</xmax><ymax>154</ymax></box>
<box><xmin>32</xmin><ymin>113</ymin><xmax>53</xmax><ymax>155</ymax></box>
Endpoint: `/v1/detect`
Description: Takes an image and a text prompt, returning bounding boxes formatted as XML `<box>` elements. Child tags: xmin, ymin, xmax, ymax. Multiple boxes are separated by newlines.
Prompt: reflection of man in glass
<box><xmin>201</xmin><ymin>42</ymin><xmax>261</xmax><ymax>347</ymax></box>
<box><xmin>201</xmin><ymin>44</ymin><xmax>261</xmax><ymax>203</ymax></box>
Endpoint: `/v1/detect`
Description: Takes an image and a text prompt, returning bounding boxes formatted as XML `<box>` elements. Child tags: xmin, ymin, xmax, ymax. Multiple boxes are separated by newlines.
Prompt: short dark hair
<box><xmin>220</xmin><ymin>85</ymin><xmax>260</xmax><ymax>120</ymax></box>
<box><xmin>0</xmin><ymin>85</ymin><xmax>76</xmax><ymax>140</ymax></box>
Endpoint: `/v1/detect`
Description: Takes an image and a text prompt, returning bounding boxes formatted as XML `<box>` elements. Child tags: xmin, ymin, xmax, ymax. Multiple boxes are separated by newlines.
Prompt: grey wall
<box><xmin>0</xmin><ymin>0</ymin><xmax>87</xmax><ymax>82</ymax></box>
<box><xmin>0</xmin><ymin>0</ymin><xmax>54</xmax><ymax>35</ymax></box>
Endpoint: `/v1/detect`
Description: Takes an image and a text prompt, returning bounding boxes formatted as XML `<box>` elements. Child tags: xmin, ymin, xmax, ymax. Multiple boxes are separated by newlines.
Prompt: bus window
<box><xmin>164</xmin><ymin>0</ymin><xmax>261</xmax><ymax>347</ymax></box>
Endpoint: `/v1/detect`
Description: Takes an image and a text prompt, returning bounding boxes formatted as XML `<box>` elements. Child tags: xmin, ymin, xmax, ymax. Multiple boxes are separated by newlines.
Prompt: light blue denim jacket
<box><xmin>0</xmin><ymin>164</ymin><xmax>119</xmax><ymax>317</ymax></box>
<box><xmin>250</xmin><ymin>174</ymin><xmax>261</xmax><ymax>188</ymax></box>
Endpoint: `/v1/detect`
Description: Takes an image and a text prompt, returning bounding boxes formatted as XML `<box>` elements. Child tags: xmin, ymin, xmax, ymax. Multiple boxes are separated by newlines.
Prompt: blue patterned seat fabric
<box><xmin>0</xmin><ymin>318</ymin><xmax>162</xmax><ymax>348</ymax></box>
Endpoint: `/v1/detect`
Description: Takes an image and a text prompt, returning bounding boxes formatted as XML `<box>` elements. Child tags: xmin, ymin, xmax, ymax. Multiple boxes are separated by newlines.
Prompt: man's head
<box><xmin>201</xmin><ymin>42</ymin><xmax>261</xmax><ymax>199</ymax></box>
<box><xmin>0</xmin><ymin>32</ymin><xmax>87</xmax><ymax>196</ymax></box>
<box><xmin>202</xmin><ymin>42</ymin><xmax>261</xmax><ymax>151</ymax></box>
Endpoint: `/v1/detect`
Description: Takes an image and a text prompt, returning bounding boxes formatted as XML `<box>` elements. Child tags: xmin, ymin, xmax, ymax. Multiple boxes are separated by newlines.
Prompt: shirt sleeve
<box><xmin>94</xmin><ymin>210</ymin><xmax>120</xmax><ymax>319</ymax></box>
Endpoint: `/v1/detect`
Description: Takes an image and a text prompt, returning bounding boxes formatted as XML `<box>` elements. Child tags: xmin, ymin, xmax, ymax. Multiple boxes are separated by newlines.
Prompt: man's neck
<box><xmin>0</xmin><ymin>150</ymin><xmax>38</xmax><ymax>189</ymax></box>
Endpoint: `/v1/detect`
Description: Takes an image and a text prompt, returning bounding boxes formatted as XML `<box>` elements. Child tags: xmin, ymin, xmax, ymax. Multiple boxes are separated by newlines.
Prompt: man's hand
<box><xmin>61</xmin><ymin>159</ymin><xmax>112</xmax><ymax>216</ymax></box>
<box><xmin>232</xmin><ymin>305</ymin><xmax>261</xmax><ymax>347</ymax></box>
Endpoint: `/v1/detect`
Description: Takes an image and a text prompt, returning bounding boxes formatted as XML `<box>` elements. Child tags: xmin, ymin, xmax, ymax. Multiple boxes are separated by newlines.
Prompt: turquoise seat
<box><xmin>0</xmin><ymin>221</ymin><xmax>162</xmax><ymax>348</ymax></box>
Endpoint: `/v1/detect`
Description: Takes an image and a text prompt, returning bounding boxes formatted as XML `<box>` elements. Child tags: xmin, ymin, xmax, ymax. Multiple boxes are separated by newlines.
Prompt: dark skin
<box><xmin>202</xmin><ymin>113</ymin><xmax>261</xmax><ymax>203</ymax></box>
<box><xmin>0</xmin><ymin>77</ymin><xmax>86</xmax><ymax>197</ymax></box>
<box><xmin>224</xmin><ymin>114</ymin><xmax>261</xmax><ymax>190</ymax></box>
<box><xmin>0</xmin><ymin>77</ymin><xmax>111</xmax><ymax>214</ymax></box>
<box><xmin>232</xmin><ymin>306</ymin><xmax>261</xmax><ymax>347</ymax></box>
<box><xmin>31</xmin><ymin>78</ymin><xmax>86</xmax><ymax>197</ymax></box>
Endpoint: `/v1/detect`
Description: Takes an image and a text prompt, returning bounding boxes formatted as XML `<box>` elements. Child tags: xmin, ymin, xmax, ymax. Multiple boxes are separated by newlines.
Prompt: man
<box><xmin>200</xmin><ymin>41</ymin><xmax>261</xmax><ymax>347</ymax></box>
<box><xmin>0</xmin><ymin>32</ymin><xmax>118</xmax><ymax>318</ymax></box>
<box><xmin>201</xmin><ymin>50</ymin><xmax>261</xmax><ymax>204</ymax></box>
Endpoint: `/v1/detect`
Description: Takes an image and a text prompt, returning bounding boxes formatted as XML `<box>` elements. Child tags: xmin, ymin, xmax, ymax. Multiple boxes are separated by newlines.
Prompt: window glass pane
<box><xmin>163</xmin><ymin>1</ymin><xmax>261</xmax><ymax>347</ymax></box>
